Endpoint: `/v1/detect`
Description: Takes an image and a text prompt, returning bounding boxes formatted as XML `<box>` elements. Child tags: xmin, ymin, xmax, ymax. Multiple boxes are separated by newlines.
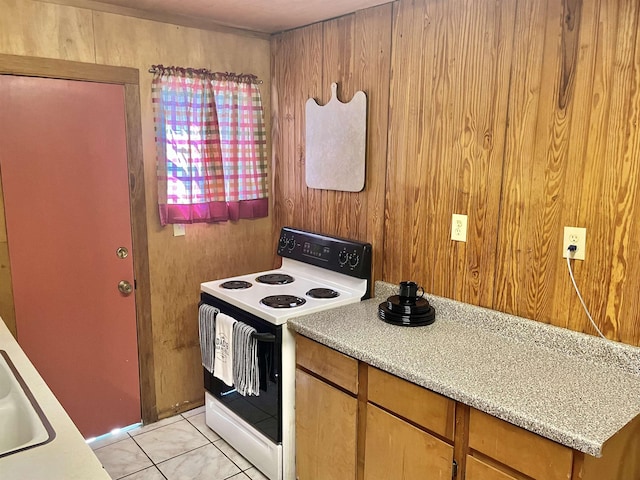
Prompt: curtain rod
<box><xmin>149</xmin><ymin>65</ymin><xmax>263</xmax><ymax>84</ymax></box>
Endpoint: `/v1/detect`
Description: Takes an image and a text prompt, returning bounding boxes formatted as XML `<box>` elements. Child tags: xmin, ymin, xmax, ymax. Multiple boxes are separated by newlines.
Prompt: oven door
<box><xmin>200</xmin><ymin>292</ymin><xmax>282</xmax><ymax>444</ymax></box>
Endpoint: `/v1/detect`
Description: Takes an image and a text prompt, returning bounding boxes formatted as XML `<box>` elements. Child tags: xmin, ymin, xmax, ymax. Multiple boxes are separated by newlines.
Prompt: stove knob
<box><xmin>287</xmin><ymin>237</ymin><xmax>296</xmax><ymax>251</ymax></box>
<box><xmin>279</xmin><ymin>236</ymin><xmax>288</xmax><ymax>250</ymax></box>
<box><xmin>348</xmin><ymin>252</ymin><xmax>360</xmax><ymax>269</ymax></box>
<box><xmin>338</xmin><ymin>249</ymin><xmax>349</xmax><ymax>266</ymax></box>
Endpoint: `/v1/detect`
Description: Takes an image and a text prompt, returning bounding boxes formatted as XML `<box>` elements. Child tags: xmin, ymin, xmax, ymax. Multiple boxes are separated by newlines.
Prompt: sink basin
<box><xmin>0</xmin><ymin>350</ymin><xmax>55</xmax><ymax>458</ymax></box>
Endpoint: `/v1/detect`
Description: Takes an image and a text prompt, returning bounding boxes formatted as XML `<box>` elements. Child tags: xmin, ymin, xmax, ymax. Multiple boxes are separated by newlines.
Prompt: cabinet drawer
<box><xmin>468</xmin><ymin>409</ymin><xmax>573</xmax><ymax>480</ymax></box>
<box><xmin>466</xmin><ymin>455</ymin><xmax>518</xmax><ymax>480</ymax></box>
<box><xmin>367</xmin><ymin>367</ymin><xmax>455</xmax><ymax>441</ymax></box>
<box><xmin>364</xmin><ymin>404</ymin><xmax>454</xmax><ymax>480</ymax></box>
<box><xmin>295</xmin><ymin>334</ymin><xmax>358</xmax><ymax>394</ymax></box>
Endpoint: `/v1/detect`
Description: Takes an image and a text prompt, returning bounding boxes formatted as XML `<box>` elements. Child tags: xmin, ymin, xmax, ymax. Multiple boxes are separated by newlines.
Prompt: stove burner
<box><xmin>260</xmin><ymin>295</ymin><xmax>306</xmax><ymax>308</ymax></box>
<box><xmin>256</xmin><ymin>274</ymin><xmax>295</xmax><ymax>285</ymax></box>
<box><xmin>220</xmin><ymin>280</ymin><xmax>253</xmax><ymax>290</ymax></box>
<box><xmin>306</xmin><ymin>288</ymin><xmax>340</xmax><ymax>299</ymax></box>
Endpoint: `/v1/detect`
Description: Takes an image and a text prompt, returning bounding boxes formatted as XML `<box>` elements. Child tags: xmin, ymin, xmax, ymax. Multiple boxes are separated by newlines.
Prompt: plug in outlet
<box><xmin>451</xmin><ymin>214</ymin><xmax>468</xmax><ymax>242</ymax></box>
<box><xmin>563</xmin><ymin>226</ymin><xmax>586</xmax><ymax>260</ymax></box>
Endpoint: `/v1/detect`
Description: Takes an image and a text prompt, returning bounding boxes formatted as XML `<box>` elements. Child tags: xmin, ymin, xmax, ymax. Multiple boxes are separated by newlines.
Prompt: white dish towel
<box><xmin>214</xmin><ymin>313</ymin><xmax>237</xmax><ymax>386</ymax></box>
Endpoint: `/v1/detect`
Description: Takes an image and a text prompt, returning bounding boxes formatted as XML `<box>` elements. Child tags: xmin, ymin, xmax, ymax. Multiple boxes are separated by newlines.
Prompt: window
<box><xmin>152</xmin><ymin>66</ymin><xmax>268</xmax><ymax>225</ymax></box>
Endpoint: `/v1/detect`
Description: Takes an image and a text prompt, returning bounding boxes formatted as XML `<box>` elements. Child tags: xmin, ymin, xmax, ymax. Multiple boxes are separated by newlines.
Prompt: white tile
<box><xmin>88</xmin><ymin>430</ymin><xmax>130</xmax><ymax>450</ymax></box>
<box><xmin>228</xmin><ymin>474</ymin><xmax>251</xmax><ymax>479</ymax></box>
<box><xmin>93</xmin><ymin>437</ymin><xmax>153</xmax><ymax>479</ymax></box>
<box><xmin>121</xmin><ymin>466</ymin><xmax>166</xmax><ymax>480</ymax></box>
<box><xmin>181</xmin><ymin>405</ymin><xmax>205</xmax><ymax>418</ymax></box>
<box><xmin>158</xmin><ymin>444</ymin><xmax>241</xmax><ymax>480</ymax></box>
<box><xmin>134</xmin><ymin>419</ymin><xmax>209</xmax><ymax>463</ymax></box>
<box><xmin>129</xmin><ymin>414</ymin><xmax>183</xmax><ymax>437</ymax></box>
<box><xmin>213</xmin><ymin>438</ymin><xmax>252</xmax><ymax>470</ymax></box>
<box><xmin>185</xmin><ymin>412</ymin><xmax>220</xmax><ymax>441</ymax></box>
<box><xmin>244</xmin><ymin>467</ymin><xmax>269</xmax><ymax>480</ymax></box>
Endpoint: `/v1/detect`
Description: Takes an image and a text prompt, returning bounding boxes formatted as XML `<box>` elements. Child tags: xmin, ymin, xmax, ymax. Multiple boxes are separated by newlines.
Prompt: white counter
<box><xmin>0</xmin><ymin>318</ymin><xmax>111</xmax><ymax>480</ymax></box>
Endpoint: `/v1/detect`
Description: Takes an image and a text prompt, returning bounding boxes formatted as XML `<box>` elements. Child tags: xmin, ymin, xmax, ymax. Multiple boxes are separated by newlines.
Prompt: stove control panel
<box><xmin>277</xmin><ymin>227</ymin><xmax>372</xmax><ymax>280</ymax></box>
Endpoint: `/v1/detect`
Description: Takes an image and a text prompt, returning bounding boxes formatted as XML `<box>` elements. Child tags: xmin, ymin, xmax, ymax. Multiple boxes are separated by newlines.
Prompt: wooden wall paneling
<box><xmin>599</xmin><ymin>0</ymin><xmax>640</xmax><ymax>344</ymax></box>
<box><xmin>271</xmin><ymin>24</ymin><xmax>323</xmax><ymax>249</ymax></box>
<box><xmin>321</xmin><ymin>15</ymin><xmax>356</xmax><ymax>238</ymax></box>
<box><xmin>384</xmin><ymin>0</ymin><xmax>514</xmax><ymax>306</ymax></box>
<box><xmin>355</xmin><ymin>5</ymin><xmax>392</xmax><ymax>282</ymax></box>
<box><xmin>0</xmin><ymin>0</ymin><xmax>95</xmax><ymax>62</ymax></box>
<box><xmin>384</xmin><ymin>0</ymin><xmax>440</xmax><ymax>287</ymax></box>
<box><xmin>495</xmin><ymin>0</ymin><xmax>640</xmax><ymax>345</ymax></box>
<box><xmin>493</xmin><ymin>0</ymin><xmax>552</xmax><ymax>317</ymax></box>
<box><xmin>272</xmin><ymin>4</ymin><xmax>391</xmax><ymax>282</ymax></box>
<box><xmin>297</xmin><ymin>26</ymin><xmax>324</xmax><ymax>236</ymax></box>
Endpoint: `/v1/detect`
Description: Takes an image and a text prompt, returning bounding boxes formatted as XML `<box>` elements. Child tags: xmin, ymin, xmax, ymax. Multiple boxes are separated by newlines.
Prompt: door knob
<box><xmin>116</xmin><ymin>247</ymin><xmax>129</xmax><ymax>259</ymax></box>
<box><xmin>118</xmin><ymin>280</ymin><xmax>133</xmax><ymax>295</ymax></box>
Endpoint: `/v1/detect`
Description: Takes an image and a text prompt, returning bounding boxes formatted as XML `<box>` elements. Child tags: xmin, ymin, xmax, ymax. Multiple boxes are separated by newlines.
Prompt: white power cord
<box><xmin>566</xmin><ymin>248</ymin><xmax>606</xmax><ymax>339</ymax></box>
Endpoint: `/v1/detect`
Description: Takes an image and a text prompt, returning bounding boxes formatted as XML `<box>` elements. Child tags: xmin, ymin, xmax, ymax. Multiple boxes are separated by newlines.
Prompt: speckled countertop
<box><xmin>287</xmin><ymin>281</ymin><xmax>640</xmax><ymax>457</ymax></box>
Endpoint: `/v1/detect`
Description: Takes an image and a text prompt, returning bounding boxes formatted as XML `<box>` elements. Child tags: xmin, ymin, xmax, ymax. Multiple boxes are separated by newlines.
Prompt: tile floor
<box><xmin>91</xmin><ymin>406</ymin><xmax>268</xmax><ymax>480</ymax></box>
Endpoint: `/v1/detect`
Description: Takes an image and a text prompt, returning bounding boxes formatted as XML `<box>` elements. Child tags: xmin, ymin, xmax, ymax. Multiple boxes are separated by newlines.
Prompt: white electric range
<box><xmin>200</xmin><ymin>227</ymin><xmax>372</xmax><ymax>480</ymax></box>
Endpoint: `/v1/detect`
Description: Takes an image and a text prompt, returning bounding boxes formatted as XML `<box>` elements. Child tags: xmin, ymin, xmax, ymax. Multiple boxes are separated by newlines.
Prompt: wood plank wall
<box><xmin>271</xmin><ymin>0</ymin><xmax>640</xmax><ymax>347</ymax></box>
<box><xmin>0</xmin><ymin>0</ymin><xmax>272</xmax><ymax>419</ymax></box>
<box><xmin>271</xmin><ymin>5</ymin><xmax>392</xmax><ymax>280</ymax></box>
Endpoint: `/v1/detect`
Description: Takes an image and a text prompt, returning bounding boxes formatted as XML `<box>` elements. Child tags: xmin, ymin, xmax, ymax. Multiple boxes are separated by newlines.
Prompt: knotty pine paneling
<box><xmin>384</xmin><ymin>0</ymin><xmax>515</xmax><ymax>306</ymax></box>
<box><xmin>0</xmin><ymin>0</ymin><xmax>272</xmax><ymax>419</ymax></box>
<box><xmin>272</xmin><ymin>0</ymin><xmax>640</xmax><ymax>346</ymax></box>
<box><xmin>495</xmin><ymin>0</ymin><xmax>640</xmax><ymax>344</ymax></box>
<box><xmin>271</xmin><ymin>4</ymin><xmax>391</xmax><ymax>281</ymax></box>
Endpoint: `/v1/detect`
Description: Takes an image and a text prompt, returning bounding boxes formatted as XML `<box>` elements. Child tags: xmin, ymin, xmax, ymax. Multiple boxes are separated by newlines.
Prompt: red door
<box><xmin>0</xmin><ymin>75</ymin><xmax>141</xmax><ymax>438</ymax></box>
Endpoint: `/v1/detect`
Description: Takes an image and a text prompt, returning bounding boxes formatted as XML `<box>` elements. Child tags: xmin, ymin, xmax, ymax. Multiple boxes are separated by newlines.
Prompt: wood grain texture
<box><xmin>364</xmin><ymin>404</ymin><xmax>454</xmax><ymax>480</ymax></box>
<box><xmin>295</xmin><ymin>368</ymin><xmax>358</xmax><ymax>480</ymax></box>
<box><xmin>367</xmin><ymin>366</ymin><xmax>455</xmax><ymax>441</ymax></box>
<box><xmin>272</xmin><ymin>0</ymin><xmax>640</xmax><ymax>346</ymax></box>
<box><xmin>465</xmin><ymin>455</ymin><xmax>520</xmax><ymax>480</ymax></box>
<box><xmin>494</xmin><ymin>0</ymin><xmax>640</xmax><ymax>345</ymax></box>
<box><xmin>384</xmin><ymin>0</ymin><xmax>515</xmax><ymax>307</ymax></box>
<box><xmin>578</xmin><ymin>414</ymin><xmax>640</xmax><ymax>480</ymax></box>
<box><xmin>296</xmin><ymin>334</ymin><xmax>359</xmax><ymax>394</ymax></box>
<box><xmin>469</xmin><ymin>408</ymin><xmax>573</xmax><ymax>480</ymax></box>
<box><xmin>270</xmin><ymin>4</ymin><xmax>391</xmax><ymax>281</ymax></box>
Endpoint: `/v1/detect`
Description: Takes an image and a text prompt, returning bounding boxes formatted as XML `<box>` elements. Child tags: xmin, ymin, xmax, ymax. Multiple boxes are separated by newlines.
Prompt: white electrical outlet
<box><xmin>451</xmin><ymin>214</ymin><xmax>468</xmax><ymax>242</ymax></box>
<box><xmin>563</xmin><ymin>226</ymin><xmax>586</xmax><ymax>260</ymax></box>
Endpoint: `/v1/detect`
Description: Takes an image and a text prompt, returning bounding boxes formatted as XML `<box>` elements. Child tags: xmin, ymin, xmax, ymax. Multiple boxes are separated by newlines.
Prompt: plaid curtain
<box><xmin>152</xmin><ymin>66</ymin><xmax>268</xmax><ymax>225</ymax></box>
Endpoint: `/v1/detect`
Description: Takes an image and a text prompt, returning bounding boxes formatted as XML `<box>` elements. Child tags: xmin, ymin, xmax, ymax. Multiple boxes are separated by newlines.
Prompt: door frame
<box><xmin>0</xmin><ymin>53</ymin><xmax>157</xmax><ymax>425</ymax></box>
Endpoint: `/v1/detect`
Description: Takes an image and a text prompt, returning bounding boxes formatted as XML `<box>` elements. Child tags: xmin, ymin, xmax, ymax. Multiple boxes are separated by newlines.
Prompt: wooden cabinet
<box><xmin>294</xmin><ymin>335</ymin><xmax>640</xmax><ymax>480</ymax></box>
<box><xmin>295</xmin><ymin>368</ymin><xmax>357</xmax><ymax>480</ymax></box>
<box><xmin>364</xmin><ymin>367</ymin><xmax>455</xmax><ymax>480</ymax></box>
<box><xmin>295</xmin><ymin>335</ymin><xmax>359</xmax><ymax>480</ymax></box>
<box><xmin>465</xmin><ymin>455</ymin><xmax>519</xmax><ymax>480</ymax></box>
<box><xmin>364</xmin><ymin>403</ymin><xmax>454</xmax><ymax>480</ymax></box>
<box><xmin>468</xmin><ymin>408</ymin><xmax>573</xmax><ymax>480</ymax></box>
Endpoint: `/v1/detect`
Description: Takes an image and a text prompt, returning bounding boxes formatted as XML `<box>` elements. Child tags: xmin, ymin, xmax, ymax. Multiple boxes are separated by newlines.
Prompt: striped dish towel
<box><xmin>232</xmin><ymin>321</ymin><xmax>260</xmax><ymax>396</ymax></box>
<box><xmin>198</xmin><ymin>304</ymin><xmax>218</xmax><ymax>373</ymax></box>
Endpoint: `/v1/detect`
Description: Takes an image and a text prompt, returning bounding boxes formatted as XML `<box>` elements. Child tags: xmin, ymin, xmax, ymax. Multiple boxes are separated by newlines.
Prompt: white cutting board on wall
<box><xmin>305</xmin><ymin>83</ymin><xmax>367</xmax><ymax>192</ymax></box>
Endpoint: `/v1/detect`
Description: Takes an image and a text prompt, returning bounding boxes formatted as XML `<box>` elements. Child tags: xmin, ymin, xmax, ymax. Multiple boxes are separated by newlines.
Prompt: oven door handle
<box><xmin>251</xmin><ymin>332</ymin><xmax>276</xmax><ymax>343</ymax></box>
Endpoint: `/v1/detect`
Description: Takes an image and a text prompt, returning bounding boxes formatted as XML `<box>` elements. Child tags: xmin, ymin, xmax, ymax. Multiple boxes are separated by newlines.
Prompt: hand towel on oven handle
<box><xmin>214</xmin><ymin>313</ymin><xmax>237</xmax><ymax>386</ymax></box>
<box><xmin>232</xmin><ymin>322</ymin><xmax>260</xmax><ymax>396</ymax></box>
<box><xmin>198</xmin><ymin>304</ymin><xmax>218</xmax><ymax>373</ymax></box>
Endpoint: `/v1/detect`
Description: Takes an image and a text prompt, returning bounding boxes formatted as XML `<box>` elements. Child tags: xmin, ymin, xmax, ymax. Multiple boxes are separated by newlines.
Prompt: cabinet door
<box><xmin>364</xmin><ymin>404</ymin><xmax>453</xmax><ymax>480</ymax></box>
<box><xmin>466</xmin><ymin>455</ymin><xmax>519</xmax><ymax>480</ymax></box>
<box><xmin>295</xmin><ymin>368</ymin><xmax>357</xmax><ymax>480</ymax></box>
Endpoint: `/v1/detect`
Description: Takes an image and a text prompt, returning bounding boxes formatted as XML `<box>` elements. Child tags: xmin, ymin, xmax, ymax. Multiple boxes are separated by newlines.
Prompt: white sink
<box><xmin>0</xmin><ymin>350</ymin><xmax>55</xmax><ymax>458</ymax></box>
